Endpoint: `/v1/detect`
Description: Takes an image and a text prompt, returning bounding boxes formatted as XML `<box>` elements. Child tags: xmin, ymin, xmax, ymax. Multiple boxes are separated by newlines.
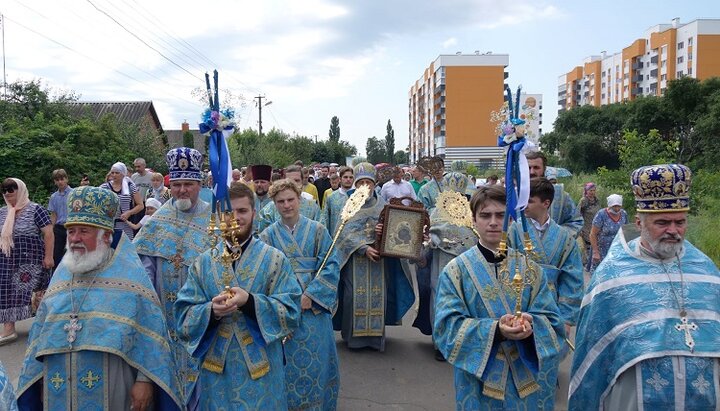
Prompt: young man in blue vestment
<box><xmin>509</xmin><ymin>177</ymin><xmax>584</xmax><ymax>340</ymax></box>
<box><xmin>570</xmin><ymin>164</ymin><xmax>720</xmax><ymax>410</ymax></box>
<box><xmin>321</xmin><ymin>166</ymin><xmax>354</xmax><ymax>236</ymax></box>
<box><xmin>257</xmin><ymin>165</ymin><xmax>321</xmax><ymax>233</ymax></box>
<box><xmin>433</xmin><ymin>185</ymin><xmax>565</xmax><ymax>410</ymax></box>
<box><xmin>260</xmin><ymin>179</ymin><xmax>341</xmax><ymax>411</ymax></box>
<box><xmin>526</xmin><ymin>151</ymin><xmax>583</xmax><ymax>238</ymax></box>
<box><xmin>17</xmin><ymin>186</ymin><xmax>183</xmax><ymax>410</ymax></box>
<box><xmin>174</xmin><ymin>182</ymin><xmax>302</xmax><ymax>410</ymax></box>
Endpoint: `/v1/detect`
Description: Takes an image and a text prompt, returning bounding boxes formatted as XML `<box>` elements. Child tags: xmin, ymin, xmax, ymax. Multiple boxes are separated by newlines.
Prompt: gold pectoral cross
<box><xmin>675</xmin><ymin>316</ymin><xmax>698</xmax><ymax>352</ymax></box>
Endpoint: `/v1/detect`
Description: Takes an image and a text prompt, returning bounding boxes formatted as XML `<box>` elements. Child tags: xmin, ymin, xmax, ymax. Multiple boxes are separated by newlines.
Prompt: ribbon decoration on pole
<box><xmin>199</xmin><ymin>70</ymin><xmax>235</xmax><ymax>213</ymax></box>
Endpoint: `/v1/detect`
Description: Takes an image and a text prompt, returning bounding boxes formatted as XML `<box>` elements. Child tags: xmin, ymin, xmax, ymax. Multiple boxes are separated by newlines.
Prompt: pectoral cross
<box><xmin>675</xmin><ymin>316</ymin><xmax>698</xmax><ymax>352</ymax></box>
<box><xmin>170</xmin><ymin>251</ymin><xmax>184</xmax><ymax>271</ymax></box>
<box><xmin>64</xmin><ymin>315</ymin><xmax>82</xmax><ymax>345</ymax></box>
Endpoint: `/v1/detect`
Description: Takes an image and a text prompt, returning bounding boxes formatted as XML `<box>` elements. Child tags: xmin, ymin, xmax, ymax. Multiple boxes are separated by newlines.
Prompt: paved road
<box><xmin>1</xmin><ymin>310</ymin><xmax>572</xmax><ymax>410</ymax></box>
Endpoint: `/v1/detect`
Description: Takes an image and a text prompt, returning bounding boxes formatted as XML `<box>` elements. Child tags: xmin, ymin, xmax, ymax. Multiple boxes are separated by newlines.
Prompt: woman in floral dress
<box><xmin>0</xmin><ymin>178</ymin><xmax>54</xmax><ymax>345</ymax></box>
<box><xmin>589</xmin><ymin>193</ymin><xmax>628</xmax><ymax>271</ymax></box>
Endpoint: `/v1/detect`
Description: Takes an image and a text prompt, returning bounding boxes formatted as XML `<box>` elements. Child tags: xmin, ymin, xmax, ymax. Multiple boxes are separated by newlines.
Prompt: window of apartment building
<box><xmin>661</xmin><ymin>45</ymin><xmax>668</xmax><ymax>55</ymax></box>
<box><xmin>678</xmin><ymin>56</ymin><xmax>684</xmax><ymax>64</ymax></box>
<box><xmin>662</xmin><ymin>60</ymin><xmax>667</xmax><ymax>68</ymax></box>
<box><xmin>661</xmin><ymin>74</ymin><xmax>667</xmax><ymax>81</ymax></box>
<box><xmin>601</xmin><ymin>82</ymin><xmax>606</xmax><ymax>88</ymax></box>
<box><xmin>688</xmin><ymin>51</ymin><xmax>693</xmax><ymax>60</ymax></box>
<box><xmin>601</xmin><ymin>93</ymin><xmax>606</xmax><ymax>99</ymax></box>
<box><xmin>677</xmin><ymin>71</ymin><xmax>684</xmax><ymax>78</ymax></box>
<box><xmin>688</xmin><ymin>67</ymin><xmax>693</xmax><ymax>75</ymax></box>
<box><xmin>688</xmin><ymin>37</ymin><xmax>694</xmax><ymax>46</ymax></box>
<box><xmin>678</xmin><ymin>41</ymin><xmax>684</xmax><ymax>50</ymax></box>
<box><xmin>601</xmin><ymin>71</ymin><xmax>606</xmax><ymax>77</ymax></box>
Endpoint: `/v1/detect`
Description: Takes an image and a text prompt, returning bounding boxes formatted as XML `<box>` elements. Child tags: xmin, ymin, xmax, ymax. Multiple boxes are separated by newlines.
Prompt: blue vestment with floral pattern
<box><xmin>134</xmin><ymin>198</ymin><xmax>211</xmax><ymax>402</ymax></box>
<box><xmin>174</xmin><ymin>237</ymin><xmax>302</xmax><ymax>410</ymax></box>
<box><xmin>260</xmin><ymin>215</ymin><xmax>340</xmax><ymax>410</ymax></box>
<box><xmin>17</xmin><ymin>235</ymin><xmax>183</xmax><ymax>410</ymax></box>
<box><xmin>569</xmin><ymin>231</ymin><xmax>720</xmax><ymax>410</ymax></box>
<box><xmin>433</xmin><ymin>246</ymin><xmax>564</xmax><ymax>410</ymax></box>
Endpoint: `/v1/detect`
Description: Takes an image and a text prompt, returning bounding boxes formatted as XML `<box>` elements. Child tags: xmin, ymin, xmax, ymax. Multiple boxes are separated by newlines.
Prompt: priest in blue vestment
<box><xmin>570</xmin><ymin>164</ymin><xmax>720</xmax><ymax>410</ymax></box>
<box><xmin>509</xmin><ymin>177</ymin><xmax>584</xmax><ymax>338</ymax></box>
<box><xmin>174</xmin><ymin>182</ymin><xmax>302</xmax><ymax>409</ymax></box>
<box><xmin>260</xmin><ymin>179</ymin><xmax>340</xmax><ymax>410</ymax></box>
<box><xmin>257</xmin><ymin>165</ymin><xmax>321</xmax><ymax>233</ymax></box>
<box><xmin>417</xmin><ymin>156</ymin><xmax>446</xmax><ymax>211</ymax></box>
<box><xmin>251</xmin><ymin>164</ymin><xmax>273</xmax><ymax>215</ymax></box>
<box><xmin>321</xmin><ymin>166</ymin><xmax>354</xmax><ymax>236</ymax></box>
<box><xmin>434</xmin><ymin>186</ymin><xmax>565</xmax><ymax>410</ymax></box>
<box><xmin>134</xmin><ymin>147</ymin><xmax>211</xmax><ymax>407</ymax></box>
<box><xmin>17</xmin><ymin>186</ymin><xmax>183</xmax><ymax>410</ymax></box>
<box><xmin>332</xmin><ymin>162</ymin><xmax>415</xmax><ymax>351</ymax></box>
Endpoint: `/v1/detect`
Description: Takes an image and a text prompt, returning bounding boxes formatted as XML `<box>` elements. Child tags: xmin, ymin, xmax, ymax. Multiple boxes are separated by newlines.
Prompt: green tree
<box><xmin>618</xmin><ymin>129</ymin><xmax>678</xmax><ymax>171</ymax></box>
<box><xmin>182</xmin><ymin>131</ymin><xmax>194</xmax><ymax>148</ymax></box>
<box><xmin>385</xmin><ymin>120</ymin><xmax>395</xmax><ymax>164</ymax></box>
<box><xmin>394</xmin><ymin>150</ymin><xmax>409</xmax><ymax>165</ymax></box>
<box><xmin>366</xmin><ymin>137</ymin><xmax>386</xmax><ymax>164</ymax></box>
<box><xmin>329</xmin><ymin>116</ymin><xmax>340</xmax><ymax>143</ymax></box>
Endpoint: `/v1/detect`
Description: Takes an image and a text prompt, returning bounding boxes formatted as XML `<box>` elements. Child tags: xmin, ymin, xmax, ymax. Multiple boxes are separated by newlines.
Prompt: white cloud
<box><xmin>442</xmin><ymin>37</ymin><xmax>458</xmax><ymax>48</ymax></box>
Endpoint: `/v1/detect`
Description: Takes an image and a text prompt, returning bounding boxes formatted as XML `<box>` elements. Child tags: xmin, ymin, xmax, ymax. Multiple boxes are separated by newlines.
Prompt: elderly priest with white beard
<box><xmin>16</xmin><ymin>186</ymin><xmax>183</xmax><ymax>410</ymax></box>
<box><xmin>569</xmin><ymin>164</ymin><xmax>720</xmax><ymax>411</ymax></box>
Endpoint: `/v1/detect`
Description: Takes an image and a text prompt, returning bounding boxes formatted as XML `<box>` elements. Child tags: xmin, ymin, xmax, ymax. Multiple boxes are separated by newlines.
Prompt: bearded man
<box><xmin>251</xmin><ymin>164</ymin><xmax>273</xmax><ymax>214</ymax></box>
<box><xmin>570</xmin><ymin>164</ymin><xmax>720</xmax><ymax>410</ymax></box>
<box><xmin>16</xmin><ymin>186</ymin><xmax>182</xmax><ymax>410</ymax></box>
<box><xmin>134</xmin><ymin>147</ymin><xmax>211</xmax><ymax>408</ymax></box>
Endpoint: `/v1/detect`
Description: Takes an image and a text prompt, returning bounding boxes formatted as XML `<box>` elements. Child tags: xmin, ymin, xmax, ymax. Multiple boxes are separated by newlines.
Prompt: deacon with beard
<box><xmin>570</xmin><ymin>164</ymin><xmax>720</xmax><ymax>410</ymax></box>
<box><xmin>134</xmin><ymin>147</ymin><xmax>211</xmax><ymax>409</ymax></box>
<box><xmin>174</xmin><ymin>182</ymin><xmax>301</xmax><ymax>409</ymax></box>
<box><xmin>16</xmin><ymin>186</ymin><xmax>183</xmax><ymax>410</ymax></box>
<box><xmin>251</xmin><ymin>164</ymin><xmax>273</xmax><ymax>218</ymax></box>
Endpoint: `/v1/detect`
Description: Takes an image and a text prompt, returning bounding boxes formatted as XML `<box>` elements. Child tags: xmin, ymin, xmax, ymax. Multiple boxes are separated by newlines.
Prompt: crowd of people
<box><xmin>0</xmin><ymin>147</ymin><xmax>718</xmax><ymax>410</ymax></box>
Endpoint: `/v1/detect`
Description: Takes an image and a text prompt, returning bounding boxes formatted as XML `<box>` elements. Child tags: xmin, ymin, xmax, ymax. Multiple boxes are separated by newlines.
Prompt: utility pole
<box><xmin>1</xmin><ymin>14</ymin><xmax>6</xmax><ymax>99</ymax></box>
<box><xmin>255</xmin><ymin>95</ymin><xmax>272</xmax><ymax>137</ymax></box>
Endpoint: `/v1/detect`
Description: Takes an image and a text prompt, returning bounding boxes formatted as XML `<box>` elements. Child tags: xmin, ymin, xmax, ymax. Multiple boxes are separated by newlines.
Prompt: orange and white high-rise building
<box><xmin>409</xmin><ymin>54</ymin><xmax>542</xmax><ymax>169</ymax></box>
<box><xmin>559</xmin><ymin>18</ymin><xmax>720</xmax><ymax>113</ymax></box>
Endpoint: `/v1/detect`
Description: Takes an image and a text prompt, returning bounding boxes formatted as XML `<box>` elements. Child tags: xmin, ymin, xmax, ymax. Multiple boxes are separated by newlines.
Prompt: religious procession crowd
<box><xmin>0</xmin><ymin>141</ymin><xmax>719</xmax><ymax>410</ymax></box>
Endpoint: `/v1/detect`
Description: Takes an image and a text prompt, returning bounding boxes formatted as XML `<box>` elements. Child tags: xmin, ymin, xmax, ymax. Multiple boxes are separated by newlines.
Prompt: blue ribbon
<box><xmin>498</xmin><ymin>135</ymin><xmax>526</xmax><ymax>231</ymax></box>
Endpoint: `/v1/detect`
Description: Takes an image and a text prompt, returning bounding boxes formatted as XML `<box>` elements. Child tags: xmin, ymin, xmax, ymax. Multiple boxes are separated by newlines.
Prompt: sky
<box><xmin>1</xmin><ymin>0</ymin><xmax>718</xmax><ymax>156</ymax></box>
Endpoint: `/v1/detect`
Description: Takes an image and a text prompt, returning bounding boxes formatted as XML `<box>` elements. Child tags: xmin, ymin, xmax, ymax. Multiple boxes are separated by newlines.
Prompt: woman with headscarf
<box><xmin>589</xmin><ymin>194</ymin><xmax>628</xmax><ymax>270</ymax></box>
<box><xmin>0</xmin><ymin>178</ymin><xmax>54</xmax><ymax>345</ymax></box>
<box><xmin>99</xmin><ymin>162</ymin><xmax>144</xmax><ymax>240</ymax></box>
<box><xmin>577</xmin><ymin>182</ymin><xmax>601</xmax><ymax>271</ymax></box>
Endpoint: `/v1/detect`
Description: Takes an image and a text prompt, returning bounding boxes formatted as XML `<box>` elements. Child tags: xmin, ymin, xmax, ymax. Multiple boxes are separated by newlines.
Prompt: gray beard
<box><xmin>640</xmin><ymin>226</ymin><xmax>684</xmax><ymax>260</ymax></box>
<box><xmin>62</xmin><ymin>241</ymin><xmax>113</xmax><ymax>274</ymax></box>
<box><xmin>176</xmin><ymin>198</ymin><xmax>192</xmax><ymax>211</ymax></box>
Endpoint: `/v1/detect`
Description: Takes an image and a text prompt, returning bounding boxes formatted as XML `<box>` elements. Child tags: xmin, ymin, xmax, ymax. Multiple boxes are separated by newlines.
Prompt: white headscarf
<box><xmin>111</xmin><ymin>162</ymin><xmax>131</xmax><ymax>195</ymax></box>
<box><xmin>1</xmin><ymin>178</ymin><xmax>31</xmax><ymax>257</ymax></box>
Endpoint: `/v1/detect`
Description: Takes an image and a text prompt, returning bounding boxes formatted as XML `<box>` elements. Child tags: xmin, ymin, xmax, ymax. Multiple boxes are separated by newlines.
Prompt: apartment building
<box><xmin>409</xmin><ymin>54</ymin><xmax>515</xmax><ymax>169</ymax></box>
<box><xmin>559</xmin><ymin>18</ymin><xmax>720</xmax><ymax>112</ymax></box>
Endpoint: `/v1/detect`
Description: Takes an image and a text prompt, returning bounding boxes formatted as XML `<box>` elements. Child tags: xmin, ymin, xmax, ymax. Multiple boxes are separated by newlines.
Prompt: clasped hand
<box><xmin>211</xmin><ymin>287</ymin><xmax>249</xmax><ymax>317</ymax></box>
<box><xmin>498</xmin><ymin>313</ymin><xmax>534</xmax><ymax>340</ymax></box>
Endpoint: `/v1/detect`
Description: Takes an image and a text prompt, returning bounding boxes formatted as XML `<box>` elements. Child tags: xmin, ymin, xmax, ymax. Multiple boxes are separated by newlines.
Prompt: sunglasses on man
<box><xmin>1</xmin><ymin>187</ymin><xmax>16</xmax><ymax>195</ymax></box>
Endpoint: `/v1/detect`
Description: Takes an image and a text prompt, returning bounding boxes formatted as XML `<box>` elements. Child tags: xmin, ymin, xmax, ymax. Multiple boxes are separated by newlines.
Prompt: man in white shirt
<box><xmin>380</xmin><ymin>166</ymin><xmax>416</xmax><ymax>204</ymax></box>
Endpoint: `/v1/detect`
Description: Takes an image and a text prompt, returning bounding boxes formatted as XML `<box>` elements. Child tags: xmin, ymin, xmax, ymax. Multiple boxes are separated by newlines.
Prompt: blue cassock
<box><xmin>134</xmin><ymin>198</ymin><xmax>211</xmax><ymax>404</ymax></box>
<box><xmin>433</xmin><ymin>246</ymin><xmax>565</xmax><ymax>411</ymax></box>
<box><xmin>550</xmin><ymin>183</ymin><xmax>583</xmax><ymax>237</ymax></box>
<box><xmin>569</xmin><ymin>231</ymin><xmax>720</xmax><ymax>410</ymax></box>
<box><xmin>417</xmin><ymin>178</ymin><xmax>442</xmax><ymax>210</ymax></box>
<box><xmin>321</xmin><ymin>189</ymin><xmax>348</xmax><ymax>236</ymax></box>
<box><xmin>174</xmin><ymin>237</ymin><xmax>302</xmax><ymax>410</ymax></box>
<box><xmin>260</xmin><ymin>215</ymin><xmax>341</xmax><ymax>410</ymax></box>
<box><xmin>257</xmin><ymin>197</ymin><xmax>321</xmax><ymax>233</ymax></box>
<box><xmin>16</xmin><ymin>234</ymin><xmax>183</xmax><ymax>410</ymax></box>
<box><xmin>509</xmin><ymin>219</ymin><xmax>584</xmax><ymax>327</ymax></box>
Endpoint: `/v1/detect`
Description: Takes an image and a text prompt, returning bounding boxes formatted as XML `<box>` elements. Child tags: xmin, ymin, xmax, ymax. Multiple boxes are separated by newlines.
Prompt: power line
<box><xmin>9</xmin><ymin>0</ymin><xmax>197</xmax><ymax>97</ymax></box>
<box><xmin>84</xmin><ymin>0</ymin><xmax>202</xmax><ymax>81</ymax></box>
<box><xmin>2</xmin><ymin>14</ymin><xmax>198</xmax><ymax>106</ymax></box>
